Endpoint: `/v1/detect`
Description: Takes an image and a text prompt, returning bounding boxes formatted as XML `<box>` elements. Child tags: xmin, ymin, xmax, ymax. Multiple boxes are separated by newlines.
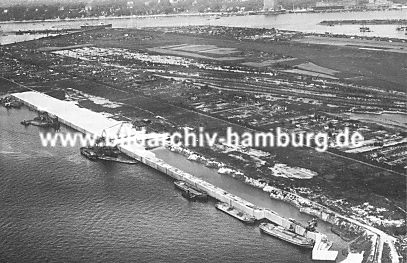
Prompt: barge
<box><xmin>259</xmin><ymin>222</ymin><xmax>315</xmax><ymax>248</ymax></box>
<box><xmin>174</xmin><ymin>180</ymin><xmax>208</xmax><ymax>201</ymax></box>
<box><xmin>215</xmin><ymin>202</ymin><xmax>256</xmax><ymax>224</ymax></box>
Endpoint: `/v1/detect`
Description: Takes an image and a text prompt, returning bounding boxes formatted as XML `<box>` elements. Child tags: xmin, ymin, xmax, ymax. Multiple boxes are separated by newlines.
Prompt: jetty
<box><xmin>11</xmin><ymin>91</ymin><xmax>338</xmax><ymax>261</ymax></box>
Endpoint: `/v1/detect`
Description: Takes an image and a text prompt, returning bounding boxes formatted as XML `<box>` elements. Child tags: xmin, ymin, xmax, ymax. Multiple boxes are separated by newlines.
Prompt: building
<box><xmin>314</xmin><ymin>0</ymin><xmax>345</xmax><ymax>10</ymax></box>
<box><xmin>264</xmin><ymin>0</ymin><xmax>276</xmax><ymax>10</ymax></box>
<box><xmin>365</xmin><ymin>0</ymin><xmax>392</xmax><ymax>8</ymax></box>
<box><xmin>314</xmin><ymin>0</ymin><xmax>362</xmax><ymax>9</ymax></box>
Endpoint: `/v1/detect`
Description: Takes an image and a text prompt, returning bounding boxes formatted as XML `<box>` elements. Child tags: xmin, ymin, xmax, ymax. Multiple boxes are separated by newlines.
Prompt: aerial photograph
<box><xmin>0</xmin><ymin>0</ymin><xmax>406</xmax><ymax>262</ymax></box>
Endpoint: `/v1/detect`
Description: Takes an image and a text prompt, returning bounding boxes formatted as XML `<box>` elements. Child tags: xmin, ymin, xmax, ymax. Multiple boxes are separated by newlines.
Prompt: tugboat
<box><xmin>174</xmin><ymin>180</ymin><xmax>208</xmax><ymax>201</ymax></box>
<box><xmin>259</xmin><ymin>222</ymin><xmax>315</xmax><ymax>248</ymax></box>
<box><xmin>215</xmin><ymin>202</ymin><xmax>256</xmax><ymax>224</ymax></box>
<box><xmin>306</xmin><ymin>218</ymin><xmax>318</xmax><ymax>232</ymax></box>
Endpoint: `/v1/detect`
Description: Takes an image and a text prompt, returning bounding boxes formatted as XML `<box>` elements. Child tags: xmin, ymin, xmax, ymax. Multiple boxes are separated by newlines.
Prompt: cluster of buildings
<box><xmin>263</xmin><ymin>0</ymin><xmax>405</xmax><ymax>11</ymax></box>
<box><xmin>313</xmin><ymin>0</ymin><xmax>403</xmax><ymax>11</ymax></box>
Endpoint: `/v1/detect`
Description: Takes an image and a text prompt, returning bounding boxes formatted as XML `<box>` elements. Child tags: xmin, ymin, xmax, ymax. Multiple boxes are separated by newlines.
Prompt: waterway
<box><xmin>0</xmin><ymin>106</ymin><xmax>328</xmax><ymax>262</ymax></box>
<box><xmin>347</xmin><ymin>112</ymin><xmax>407</xmax><ymax>130</ymax></box>
<box><xmin>0</xmin><ymin>9</ymin><xmax>406</xmax><ymax>45</ymax></box>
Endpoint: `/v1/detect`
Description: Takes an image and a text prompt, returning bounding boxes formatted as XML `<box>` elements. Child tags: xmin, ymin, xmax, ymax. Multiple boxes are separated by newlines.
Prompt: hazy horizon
<box><xmin>1</xmin><ymin>0</ymin><xmax>405</xmax><ymax>8</ymax></box>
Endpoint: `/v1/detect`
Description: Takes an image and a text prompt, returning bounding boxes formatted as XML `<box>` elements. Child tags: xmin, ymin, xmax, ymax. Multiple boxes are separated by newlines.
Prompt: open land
<box><xmin>0</xmin><ymin>26</ymin><xmax>406</xmax><ymax>262</ymax></box>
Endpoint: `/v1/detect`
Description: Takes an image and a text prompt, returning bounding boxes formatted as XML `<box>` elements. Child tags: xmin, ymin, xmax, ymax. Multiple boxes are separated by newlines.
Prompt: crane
<box><xmin>95</xmin><ymin>122</ymin><xmax>126</xmax><ymax>147</ymax></box>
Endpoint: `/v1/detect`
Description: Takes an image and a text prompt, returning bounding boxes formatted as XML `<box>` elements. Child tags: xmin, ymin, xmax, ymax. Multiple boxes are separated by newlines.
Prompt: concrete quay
<box><xmin>12</xmin><ymin>91</ymin><xmax>338</xmax><ymax>261</ymax></box>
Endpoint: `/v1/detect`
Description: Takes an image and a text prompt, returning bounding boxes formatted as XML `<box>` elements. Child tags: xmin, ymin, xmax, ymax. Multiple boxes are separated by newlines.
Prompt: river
<box><xmin>347</xmin><ymin>112</ymin><xmax>407</xmax><ymax>130</ymax></box>
<box><xmin>1</xmin><ymin>9</ymin><xmax>407</xmax><ymax>45</ymax></box>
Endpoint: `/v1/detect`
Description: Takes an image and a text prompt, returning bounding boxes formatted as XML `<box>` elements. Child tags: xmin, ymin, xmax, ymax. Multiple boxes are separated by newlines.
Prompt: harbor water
<box><xmin>0</xmin><ymin>106</ymin><xmax>323</xmax><ymax>262</ymax></box>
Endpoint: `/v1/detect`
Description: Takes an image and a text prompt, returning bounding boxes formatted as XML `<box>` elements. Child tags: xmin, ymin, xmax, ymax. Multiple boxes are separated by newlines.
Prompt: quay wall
<box><xmin>12</xmin><ymin>92</ymin><xmax>337</xmax><ymax>261</ymax></box>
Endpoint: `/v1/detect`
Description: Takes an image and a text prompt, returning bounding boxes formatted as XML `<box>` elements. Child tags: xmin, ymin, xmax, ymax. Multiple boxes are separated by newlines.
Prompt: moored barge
<box><xmin>215</xmin><ymin>202</ymin><xmax>256</xmax><ymax>224</ymax></box>
<box><xmin>174</xmin><ymin>180</ymin><xmax>208</xmax><ymax>201</ymax></box>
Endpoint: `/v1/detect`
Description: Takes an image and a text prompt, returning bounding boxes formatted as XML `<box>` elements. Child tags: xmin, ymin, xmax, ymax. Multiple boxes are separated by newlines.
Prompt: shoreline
<box><xmin>320</xmin><ymin>19</ymin><xmax>407</xmax><ymax>25</ymax></box>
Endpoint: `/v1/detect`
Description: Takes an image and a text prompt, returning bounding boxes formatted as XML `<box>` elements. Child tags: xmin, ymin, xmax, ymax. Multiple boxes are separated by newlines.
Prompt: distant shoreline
<box><xmin>320</xmin><ymin>19</ymin><xmax>407</xmax><ymax>25</ymax></box>
<box><xmin>4</xmin><ymin>12</ymin><xmax>242</xmax><ymax>25</ymax></box>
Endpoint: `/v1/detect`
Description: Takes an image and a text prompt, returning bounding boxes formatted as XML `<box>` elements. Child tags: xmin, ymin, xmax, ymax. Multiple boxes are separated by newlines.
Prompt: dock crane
<box><xmin>95</xmin><ymin>122</ymin><xmax>126</xmax><ymax>146</ymax></box>
<box><xmin>91</xmin><ymin>122</ymin><xmax>128</xmax><ymax>158</ymax></box>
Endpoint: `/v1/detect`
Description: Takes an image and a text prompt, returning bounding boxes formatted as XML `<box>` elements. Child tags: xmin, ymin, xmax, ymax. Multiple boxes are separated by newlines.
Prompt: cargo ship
<box><xmin>174</xmin><ymin>180</ymin><xmax>208</xmax><ymax>201</ymax></box>
<box><xmin>259</xmin><ymin>222</ymin><xmax>314</xmax><ymax>248</ymax></box>
<box><xmin>215</xmin><ymin>202</ymin><xmax>256</xmax><ymax>224</ymax></box>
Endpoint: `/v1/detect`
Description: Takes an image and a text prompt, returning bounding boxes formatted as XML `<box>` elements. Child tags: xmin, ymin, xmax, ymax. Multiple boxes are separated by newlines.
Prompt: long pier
<box><xmin>12</xmin><ymin>91</ymin><xmax>338</xmax><ymax>261</ymax></box>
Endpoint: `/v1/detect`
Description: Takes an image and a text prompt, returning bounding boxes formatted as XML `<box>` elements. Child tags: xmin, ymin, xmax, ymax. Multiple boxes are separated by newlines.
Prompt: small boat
<box><xmin>4</xmin><ymin>101</ymin><xmax>22</xmax><ymax>109</ymax></box>
<box><xmin>1</xmin><ymin>96</ymin><xmax>23</xmax><ymax>109</ymax></box>
<box><xmin>259</xmin><ymin>222</ymin><xmax>314</xmax><ymax>248</ymax></box>
<box><xmin>396</xmin><ymin>26</ymin><xmax>407</xmax><ymax>31</ymax></box>
<box><xmin>80</xmin><ymin>147</ymin><xmax>98</xmax><ymax>160</ymax></box>
<box><xmin>360</xmin><ymin>26</ymin><xmax>371</xmax><ymax>32</ymax></box>
<box><xmin>215</xmin><ymin>202</ymin><xmax>256</xmax><ymax>224</ymax></box>
<box><xmin>174</xmin><ymin>181</ymin><xmax>208</xmax><ymax>201</ymax></box>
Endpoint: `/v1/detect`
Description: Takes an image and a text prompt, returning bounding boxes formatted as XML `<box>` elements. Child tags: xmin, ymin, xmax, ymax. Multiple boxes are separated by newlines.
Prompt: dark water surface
<box><xmin>0</xmin><ymin>106</ymin><xmax>319</xmax><ymax>262</ymax></box>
